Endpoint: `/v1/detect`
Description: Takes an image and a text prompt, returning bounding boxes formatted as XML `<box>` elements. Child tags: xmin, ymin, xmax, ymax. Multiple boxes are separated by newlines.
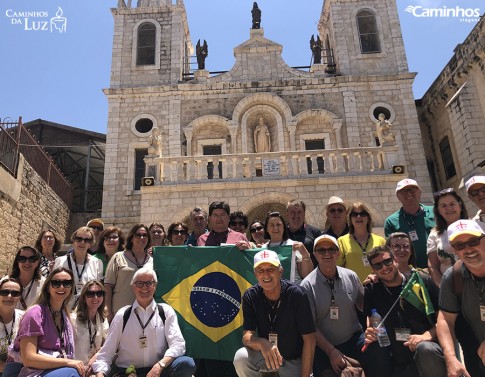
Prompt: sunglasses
<box><xmin>350</xmin><ymin>211</ymin><xmax>368</xmax><ymax>218</ymax></box>
<box><xmin>42</xmin><ymin>235</ymin><xmax>55</xmax><ymax>241</ymax></box>
<box><xmin>85</xmin><ymin>290</ymin><xmax>105</xmax><ymax>298</ymax></box>
<box><xmin>134</xmin><ymin>281</ymin><xmax>156</xmax><ymax>288</ymax></box>
<box><xmin>371</xmin><ymin>257</ymin><xmax>394</xmax><ymax>270</ymax></box>
<box><xmin>134</xmin><ymin>233</ymin><xmax>149</xmax><ymax>239</ymax></box>
<box><xmin>398</xmin><ymin>187</ymin><xmax>418</xmax><ymax>195</ymax></box>
<box><xmin>268</xmin><ymin>211</ymin><xmax>280</xmax><ymax>217</ymax></box>
<box><xmin>250</xmin><ymin>226</ymin><xmax>264</xmax><ymax>233</ymax></box>
<box><xmin>469</xmin><ymin>187</ymin><xmax>485</xmax><ymax>197</ymax></box>
<box><xmin>329</xmin><ymin>208</ymin><xmax>345</xmax><ymax>214</ymax></box>
<box><xmin>433</xmin><ymin>187</ymin><xmax>454</xmax><ymax>199</ymax></box>
<box><xmin>230</xmin><ymin>221</ymin><xmax>245</xmax><ymax>226</ymax></box>
<box><xmin>151</xmin><ymin>230</ymin><xmax>164</xmax><ymax>235</ymax></box>
<box><xmin>89</xmin><ymin>226</ymin><xmax>103</xmax><ymax>232</ymax></box>
<box><xmin>391</xmin><ymin>244</ymin><xmax>411</xmax><ymax>252</ymax></box>
<box><xmin>451</xmin><ymin>235</ymin><xmax>485</xmax><ymax>251</ymax></box>
<box><xmin>18</xmin><ymin>256</ymin><xmax>39</xmax><ymax>263</ymax></box>
<box><xmin>172</xmin><ymin>230</ymin><xmax>187</xmax><ymax>235</ymax></box>
<box><xmin>50</xmin><ymin>280</ymin><xmax>73</xmax><ymax>289</ymax></box>
<box><xmin>314</xmin><ymin>247</ymin><xmax>338</xmax><ymax>255</ymax></box>
<box><xmin>104</xmin><ymin>236</ymin><xmax>119</xmax><ymax>241</ymax></box>
<box><xmin>73</xmin><ymin>237</ymin><xmax>93</xmax><ymax>244</ymax></box>
<box><xmin>0</xmin><ymin>289</ymin><xmax>21</xmax><ymax>297</ymax></box>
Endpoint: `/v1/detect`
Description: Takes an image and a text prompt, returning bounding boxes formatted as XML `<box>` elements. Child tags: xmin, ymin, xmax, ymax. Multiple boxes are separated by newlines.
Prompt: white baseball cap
<box><xmin>395</xmin><ymin>179</ymin><xmax>420</xmax><ymax>193</ymax></box>
<box><xmin>465</xmin><ymin>176</ymin><xmax>485</xmax><ymax>193</ymax></box>
<box><xmin>254</xmin><ymin>250</ymin><xmax>281</xmax><ymax>269</ymax></box>
<box><xmin>314</xmin><ymin>234</ymin><xmax>339</xmax><ymax>249</ymax></box>
<box><xmin>448</xmin><ymin>219</ymin><xmax>485</xmax><ymax>242</ymax></box>
<box><xmin>326</xmin><ymin>196</ymin><xmax>346</xmax><ymax>209</ymax></box>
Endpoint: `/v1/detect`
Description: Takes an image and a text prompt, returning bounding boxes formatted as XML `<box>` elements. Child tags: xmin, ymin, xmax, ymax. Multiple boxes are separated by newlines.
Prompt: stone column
<box><xmin>228</xmin><ymin>126</ymin><xmax>238</xmax><ymax>154</ymax></box>
<box><xmin>332</xmin><ymin>121</ymin><xmax>343</xmax><ymax>149</ymax></box>
<box><xmin>184</xmin><ymin>129</ymin><xmax>193</xmax><ymax>156</ymax></box>
<box><xmin>287</xmin><ymin>124</ymin><xmax>297</xmax><ymax>151</ymax></box>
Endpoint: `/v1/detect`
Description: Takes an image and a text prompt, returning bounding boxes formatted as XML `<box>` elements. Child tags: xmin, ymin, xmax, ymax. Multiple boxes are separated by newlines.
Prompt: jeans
<box><xmin>413</xmin><ymin>341</ymin><xmax>447</xmax><ymax>377</ymax></box>
<box><xmin>233</xmin><ymin>347</ymin><xmax>301</xmax><ymax>377</ymax></box>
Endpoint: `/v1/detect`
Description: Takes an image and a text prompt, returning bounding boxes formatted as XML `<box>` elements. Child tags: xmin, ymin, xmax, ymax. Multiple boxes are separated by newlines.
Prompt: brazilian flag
<box><xmin>153</xmin><ymin>245</ymin><xmax>293</xmax><ymax>361</ymax></box>
<box><xmin>401</xmin><ymin>269</ymin><xmax>435</xmax><ymax>318</ymax></box>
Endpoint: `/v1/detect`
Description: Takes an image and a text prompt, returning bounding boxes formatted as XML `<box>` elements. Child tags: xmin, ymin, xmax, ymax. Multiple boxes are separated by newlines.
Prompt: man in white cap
<box><xmin>233</xmin><ymin>250</ymin><xmax>316</xmax><ymax>377</ymax></box>
<box><xmin>300</xmin><ymin>235</ymin><xmax>382</xmax><ymax>377</ymax></box>
<box><xmin>465</xmin><ymin>175</ymin><xmax>485</xmax><ymax>230</ymax></box>
<box><xmin>86</xmin><ymin>218</ymin><xmax>104</xmax><ymax>254</ymax></box>
<box><xmin>384</xmin><ymin>179</ymin><xmax>435</xmax><ymax>269</ymax></box>
<box><xmin>437</xmin><ymin>219</ymin><xmax>485</xmax><ymax>377</ymax></box>
<box><xmin>323</xmin><ymin>196</ymin><xmax>349</xmax><ymax>239</ymax></box>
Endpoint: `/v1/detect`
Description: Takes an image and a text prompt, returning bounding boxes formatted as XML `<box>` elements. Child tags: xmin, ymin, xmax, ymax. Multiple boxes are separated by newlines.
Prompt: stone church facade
<box><xmin>102</xmin><ymin>0</ymin><xmax>432</xmax><ymax>230</ymax></box>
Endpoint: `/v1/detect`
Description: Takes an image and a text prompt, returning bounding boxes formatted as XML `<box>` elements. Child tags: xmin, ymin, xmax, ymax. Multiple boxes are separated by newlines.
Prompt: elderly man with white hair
<box><xmin>92</xmin><ymin>267</ymin><xmax>195</xmax><ymax>377</ymax></box>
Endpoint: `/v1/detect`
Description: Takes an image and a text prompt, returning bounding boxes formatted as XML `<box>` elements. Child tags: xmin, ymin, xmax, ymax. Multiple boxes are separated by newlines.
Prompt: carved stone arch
<box><xmin>184</xmin><ymin>115</ymin><xmax>231</xmax><ymax>156</ymax></box>
<box><xmin>241</xmin><ymin>106</ymin><xmax>284</xmax><ymax>153</ymax></box>
<box><xmin>293</xmin><ymin>109</ymin><xmax>343</xmax><ymax>149</ymax></box>
<box><xmin>232</xmin><ymin>93</ymin><xmax>293</xmax><ymax>124</ymax></box>
<box><xmin>167</xmin><ymin>205</ymin><xmax>194</xmax><ymax>231</ymax></box>
<box><xmin>131</xmin><ymin>19</ymin><xmax>161</xmax><ymax>69</ymax></box>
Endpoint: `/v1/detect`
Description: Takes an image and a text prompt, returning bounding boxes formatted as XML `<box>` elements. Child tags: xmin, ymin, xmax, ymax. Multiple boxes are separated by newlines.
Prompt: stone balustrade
<box><xmin>144</xmin><ymin>146</ymin><xmax>399</xmax><ymax>184</ymax></box>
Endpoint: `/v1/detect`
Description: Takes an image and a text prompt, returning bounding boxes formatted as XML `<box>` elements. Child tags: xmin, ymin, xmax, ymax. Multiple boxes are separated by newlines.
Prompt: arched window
<box><xmin>356</xmin><ymin>10</ymin><xmax>381</xmax><ymax>54</ymax></box>
<box><xmin>136</xmin><ymin>22</ymin><xmax>156</xmax><ymax>65</ymax></box>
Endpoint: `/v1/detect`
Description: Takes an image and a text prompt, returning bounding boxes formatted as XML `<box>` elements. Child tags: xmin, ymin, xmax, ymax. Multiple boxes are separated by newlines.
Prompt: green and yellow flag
<box><xmin>153</xmin><ymin>245</ymin><xmax>293</xmax><ymax>361</ymax></box>
<box><xmin>401</xmin><ymin>270</ymin><xmax>435</xmax><ymax>317</ymax></box>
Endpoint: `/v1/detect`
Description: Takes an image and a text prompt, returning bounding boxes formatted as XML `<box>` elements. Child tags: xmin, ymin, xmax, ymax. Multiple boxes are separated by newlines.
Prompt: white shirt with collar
<box><xmin>473</xmin><ymin>210</ymin><xmax>485</xmax><ymax>231</ymax></box>
<box><xmin>92</xmin><ymin>300</ymin><xmax>186</xmax><ymax>374</ymax></box>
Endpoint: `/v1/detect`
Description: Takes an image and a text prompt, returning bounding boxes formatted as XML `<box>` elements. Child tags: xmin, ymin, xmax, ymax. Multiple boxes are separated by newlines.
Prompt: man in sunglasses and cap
<box><xmin>465</xmin><ymin>175</ymin><xmax>485</xmax><ymax>231</ymax></box>
<box><xmin>363</xmin><ymin>245</ymin><xmax>444</xmax><ymax>377</ymax></box>
<box><xmin>323</xmin><ymin>196</ymin><xmax>349</xmax><ymax>239</ymax></box>
<box><xmin>234</xmin><ymin>250</ymin><xmax>316</xmax><ymax>377</ymax></box>
<box><xmin>92</xmin><ymin>267</ymin><xmax>195</xmax><ymax>377</ymax></box>
<box><xmin>300</xmin><ymin>235</ymin><xmax>382</xmax><ymax>377</ymax></box>
<box><xmin>437</xmin><ymin>219</ymin><xmax>485</xmax><ymax>377</ymax></box>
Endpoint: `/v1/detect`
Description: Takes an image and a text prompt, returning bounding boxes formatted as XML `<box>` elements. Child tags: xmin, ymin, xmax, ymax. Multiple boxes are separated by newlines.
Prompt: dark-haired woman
<box><xmin>263</xmin><ymin>212</ymin><xmax>313</xmax><ymax>284</ymax></box>
<box><xmin>427</xmin><ymin>188</ymin><xmax>468</xmax><ymax>286</ymax></box>
<box><xmin>167</xmin><ymin>222</ymin><xmax>189</xmax><ymax>246</ymax></box>
<box><xmin>93</xmin><ymin>227</ymin><xmax>125</xmax><ymax>275</ymax></box>
<box><xmin>249</xmin><ymin>220</ymin><xmax>266</xmax><ymax>247</ymax></box>
<box><xmin>0</xmin><ymin>278</ymin><xmax>23</xmax><ymax>376</ymax></box>
<box><xmin>9</xmin><ymin>247</ymin><xmax>45</xmax><ymax>311</ymax></box>
<box><xmin>71</xmin><ymin>281</ymin><xmax>108</xmax><ymax>376</ymax></box>
<box><xmin>35</xmin><ymin>230</ymin><xmax>61</xmax><ymax>277</ymax></box>
<box><xmin>5</xmin><ymin>268</ymin><xmax>85</xmax><ymax>377</ymax></box>
<box><xmin>104</xmin><ymin>224</ymin><xmax>153</xmax><ymax>323</ymax></box>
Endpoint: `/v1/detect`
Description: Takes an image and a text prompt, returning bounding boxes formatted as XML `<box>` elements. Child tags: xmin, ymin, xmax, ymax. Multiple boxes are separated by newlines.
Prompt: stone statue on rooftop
<box><xmin>148</xmin><ymin>126</ymin><xmax>162</xmax><ymax>157</ymax></box>
<box><xmin>310</xmin><ymin>34</ymin><xmax>323</xmax><ymax>64</ymax></box>
<box><xmin>196</xmin><ymin>39</ymin><xmax>208</xmax><ymax>70</ymax></box>
<box><xmin>251</xmin><ymin>2</ymin><xmax>261</xmax><ymax>29</ymax></box>
<box><xmin>374</xmin><ymin>113</ymin><xmax>396</xmax><ymax>146</ymax></box>
<box><xmin>254</xmin><ymin>117</ymin><xmax>271</xmax><ymax>153</ymax></box>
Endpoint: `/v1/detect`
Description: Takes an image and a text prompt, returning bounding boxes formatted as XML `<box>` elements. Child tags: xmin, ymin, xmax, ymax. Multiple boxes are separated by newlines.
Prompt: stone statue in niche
<box><xmin>254</xmin><ymin>117</ymin><xmax>271</xmax><ymax>153</ymax></box>
<box><xmin>196</xmin><ymin>39</ymin><xmax>208</xmax><ymax>70</ymax></box>
<box><xmin>310</xmin><ymin>34</ymin><xmax>323</xmax><ymax>64</ymax></box>
<box><xmin>374</xmin><ymin>113</ymin><xmax>396</xmax><ymax>146</ymax></box>
<box><xmin>251</xmin><ymin>2</ymin><xmax>261</xmax><ymax>29</ymax></box>
<box><xmin>148</xmin><ymin>126</ymin><xmax>162</xmax><ymax>157</ymax></box>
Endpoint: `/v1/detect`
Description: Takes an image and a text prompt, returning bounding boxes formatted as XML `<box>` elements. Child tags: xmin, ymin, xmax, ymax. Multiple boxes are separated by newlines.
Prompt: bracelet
<box><xmin>301</xmin><ymin>257</ymin><xmax>311</xmax><ymax>261</ymax></box>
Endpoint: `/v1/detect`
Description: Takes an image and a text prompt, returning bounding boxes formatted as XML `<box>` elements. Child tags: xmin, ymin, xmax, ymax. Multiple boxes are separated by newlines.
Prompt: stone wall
<box><xmin>0</xmin><ymin>155</ymin><xmax>70</xmax><ymax>275</ymax></box>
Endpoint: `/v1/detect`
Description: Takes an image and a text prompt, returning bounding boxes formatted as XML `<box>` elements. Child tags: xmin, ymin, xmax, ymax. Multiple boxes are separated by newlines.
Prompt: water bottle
<box><xmin>370</xmin><ymin>309</ymin><xmax>390</xmax><ymax>347</ymax></box>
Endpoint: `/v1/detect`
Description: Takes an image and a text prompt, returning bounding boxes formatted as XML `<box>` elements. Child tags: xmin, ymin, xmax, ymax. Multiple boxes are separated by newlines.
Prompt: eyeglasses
<box><xmin>151</xmin><ymin>230</ymin><xmax>164</xmax><ymax>235</ymax></box>
<box><xmin>469</xmin><ymin>187</ymin><xmax>485</xmax><ymax>197</ymax></box>
<box><xmin>398</xmin><ymin>187</ymin><xmax>418</xmax><ymax>195</ymax></box>
<box><xmin>451</xmin><ymin>235</ymin><xmax>485</xmax><ymax>251</ymax></box>
<box><xmin>350</xmin><ymin>211</ymin><xmax>368</xmax><ymax>218</ymax></box>
<box><xmin>134</xmin><ymin>233</ymin><xmax>149</xmax><ymax>239</ymax></box>
<box><xmin>230</xmin><ymin>221</ymin><xmax>245</xmax><ymax>226</ymax></box>
<box><xmin>89</xmin><ymin>226</ymin><xmax>103</xmax><ymax>232</ymax></box>
<box><xmin>390</xmin><ymin>244</ymin><xmax>411</xmax><ymax>252</ymax></box>
<box><xmin>329</xmin><ymin>208</ymin><xmax>345</xmax><ymax>214</ymax></box>
<box><xmin>371</xmin><ymin>257</ymin><xmax>394</xmax><ymax>270</ymax></box>
<box><xmin>85</xmin><ymin>290</ymin><xmax>105</xmax><ymax>298</ymax></box>
<box><xmin>0</xmin><ymin>290</ymin><xmax>21</xmax><ymax>297</ymax></box>
<box><xmin>172</xmin><ymin>229</ymin><xmax>187</xmax><ymax>236</ymax></box>
<box><xmin>314</xmin><ymin>247</ymin><xmax>338</xmax><ymax>255</ymax></box>
<box><xmin>433</xmin><ymin>187</ymin><xmax>454</xmax><ymax>199</ymax></box>
<box><xmin>104</xmin><ymin>235</ymin><xmax>119</xmax><ymax>241</ymax></box>
<box><xmin>73</xmin><ymin>237</ymin><xmax>93</xmax><ymax>244</ymax></box>
<box><xmin>42</xmin><ymin>235</ymin><xmax>54</xmax><ymax>241</ymax></box>
<box><xmin>18</xmin><ymin>256</ymin><xmax>39</xmax><ymax>264</ymax></box>
<box><xmin>134</xmin><ymin>281</ymin><xmax>156</xmax><ymax>288</ymax></box>
<box><xmin>250</xmin><ymin>226</ymin><xmax>264</xmax><ymax>233</ymax></box>
<box><xmin>50</xmin><ymin>280</ymin><xmax>73</xmax><ymax>289</ymax></box>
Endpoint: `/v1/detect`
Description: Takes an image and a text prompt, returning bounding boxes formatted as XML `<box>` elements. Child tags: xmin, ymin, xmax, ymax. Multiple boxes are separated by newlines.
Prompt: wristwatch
<box><xmin>158</xmin><ymin>361</ymin><xmax>166</xmax><ymax>369</ymax></box>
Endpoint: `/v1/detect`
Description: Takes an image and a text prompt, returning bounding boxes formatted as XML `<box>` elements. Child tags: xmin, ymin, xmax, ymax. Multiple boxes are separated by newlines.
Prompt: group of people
<box><xmin>2</xmin><ymin>175</ymin><xmax>485</xmax><ymax>377</ymax></box>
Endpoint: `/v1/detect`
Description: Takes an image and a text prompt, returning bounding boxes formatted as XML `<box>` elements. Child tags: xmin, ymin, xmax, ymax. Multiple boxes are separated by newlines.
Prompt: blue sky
<box><xmin>0</xmin><ymin>0</ymin><xmax>482</xmax><ymax>134</ymax></box>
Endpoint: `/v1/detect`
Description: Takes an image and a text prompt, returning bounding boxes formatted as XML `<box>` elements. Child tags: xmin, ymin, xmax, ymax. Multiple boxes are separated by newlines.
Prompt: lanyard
<box><xmin>472</xmin><ymin>277</ymin><xmax>485</xmax><ymax>305</ymax></box>
<box><xmin>48</xmin><ymin>304</ymin><xmax>67</xmax><ymax>358</ymax></box>
<box><xmin>328</xmin><ymin>279</ymin><xmax>336</xmax><ymax>306</ymax></box>
<box><xmin>20</xmin><ymin>279</ymin><xmax>35</xmax><ymax>310</ymax></box>
<box><xmin>87</xmin><ymin>317</ymin><xmax>98</xmax><ymax>350</ymax></box>
<box><xmin>134</xmin><ymin>307</ymin><xmax>157</xmax><ymax>336</ymax></box>
<box><xmin>265</xmin><ymin>298</ymin><xmax>281</xmax><ymax>332</ymax></box>
<box><xmin>1</xmin><ymin>312</ymin><xmax>16</xmax><ymax>346</ymax></box>
<box><xmin>130</xmin><ymin>251</ymin><xmax>148</xmax><ymax>269</ymax></box>
<box><xmin>352</xmin><ymin>233</ymin><xmax>370</xmax><ymax>254</ymax></box>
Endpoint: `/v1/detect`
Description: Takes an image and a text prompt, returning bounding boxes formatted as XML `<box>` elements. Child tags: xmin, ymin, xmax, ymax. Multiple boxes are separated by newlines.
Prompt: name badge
<box><xmin>395</xmin><ymin>328</ymin><xmax>411</xmax><ymax>342</ymax></box>
<box><xmin>268</xmin><ymin>332</ymin><xmax>278</xmax><ymax>348</ymax></box>
<box><xmin>330</xmin><ymin>306</ymin><xmax>339</xmax><ymax>320</ymax></box>
<box><xmin>139</xmin><ymin>336</ymin><xmax>147</xmax><ymax>348</ymax></box>
<box><xmin>76</xmin><ymin>283</ymin><xmax>84</xmax><ymax>293</ymax></box>
<box><xmin>480</xmin><ymin>306</ymin><xmax>485</xmax><ymax>322</ymax></box>
<box><xmin>408</xmin><ymin>230</ymin><xmax>419</xmax><ymax>241</ymax></box>
<box><xmin>362</xmin><ymin>256</ymin><xmax>370</xmax><ymax>267</ymax></box>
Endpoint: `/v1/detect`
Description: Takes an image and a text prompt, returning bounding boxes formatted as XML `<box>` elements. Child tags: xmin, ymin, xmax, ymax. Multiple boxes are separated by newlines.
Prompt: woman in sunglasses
<box><xmin>167</xmin><ymin>222</ymin><xmax>189</xmax><ymax>246</ymax></box>
<box><xmin>104</xmin><ymin>224</ymin><xmax>153</xmax><ymax>323</ymax></box>
<box><xmin>0</xmin><ymin>278</ymin><xmax>23</xmax><ymax>376</ymax></box>
<box><xmin>34</xmin><ymin>230</ymin><xmax>61</xmax><ymax>277</ymax></box>
<box><xmin>337</xmin><ymin>202</ymin><xmax>385</xmax><ymax>282</ymax></box>
<box><xmin>9</xmin><ymin>246</ymin><xmax>45</xmax><ymax>311</ymax></box>
<box><xmin>4</xmin><ymin>268</ymin><xmax>85</xmax><ymax>377</ymax></box>
<box><xmin>427</xmin><ymin>188</ymin><xmax>468</xmax><ymax>286</ymax></box>
<box><xmin>249</xmin><ymin>220</ymin><xmax>266</xmax><ymax>247</ymax></box>
<box><xmin>54</xmin><ymin>227</ymin><xmax>103</xmax><ymax>310</ymax></box>
<box><xmin>94</xmin><ymin>227</ymin><xmax>125</xmax><ymax>275</ymax></box>
<box><xmin>71</xmin><ymin>280</ymin><xmax>108</xmax><ymax>376</ymax></box>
